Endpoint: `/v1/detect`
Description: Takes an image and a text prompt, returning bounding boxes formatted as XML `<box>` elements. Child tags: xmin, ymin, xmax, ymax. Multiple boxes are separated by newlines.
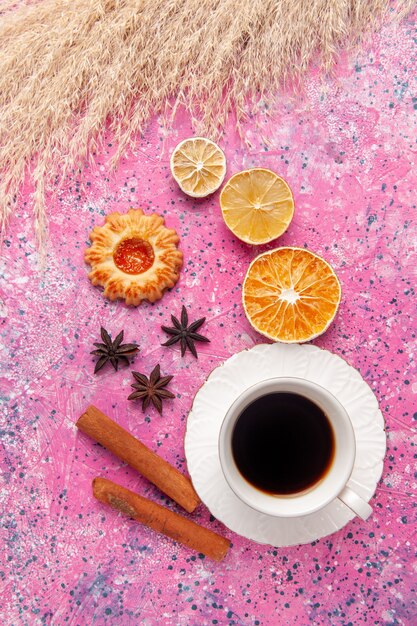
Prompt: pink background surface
<box><xmin>1</xmin><ymin>14</ymin><xmax>417</xmax><ymax>626</ymax></box>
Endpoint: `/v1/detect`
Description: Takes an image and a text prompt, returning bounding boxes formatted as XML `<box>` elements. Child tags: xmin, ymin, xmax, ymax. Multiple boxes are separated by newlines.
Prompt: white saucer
<box><xmin>184</xmin><ymin>343</ymin><xmax>386</xmax><ymax>547</ymax></box>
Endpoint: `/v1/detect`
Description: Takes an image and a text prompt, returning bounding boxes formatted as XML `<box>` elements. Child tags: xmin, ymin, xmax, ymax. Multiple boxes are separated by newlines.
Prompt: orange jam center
<box><xmin>113</xmin><ymin>238</ymin><xmax>155</xmax><ymax>275</ymax></box>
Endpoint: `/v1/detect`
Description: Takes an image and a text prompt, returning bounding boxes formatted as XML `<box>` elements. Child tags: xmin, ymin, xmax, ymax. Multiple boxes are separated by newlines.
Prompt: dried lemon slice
<box><xmin>170</xmin><ymin>137</ymin><xmax>226</xmax><ymax>197</ymax></box>
<box><xmin>243</xmin><ymin>247</ymin><xmax>341</xmax><ymax>343</ymax></box>
<box><xmin>220</xmin><ymin>168</ymin><xmax>294</xmax><ymax>244</ymax></box>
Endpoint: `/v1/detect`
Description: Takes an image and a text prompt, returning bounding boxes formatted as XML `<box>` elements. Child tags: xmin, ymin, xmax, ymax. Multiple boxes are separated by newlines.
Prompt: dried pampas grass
<box><xmin>0</xmin><ymin>0</ymin><xmax>415</xmax><ymax>247</ymax></box>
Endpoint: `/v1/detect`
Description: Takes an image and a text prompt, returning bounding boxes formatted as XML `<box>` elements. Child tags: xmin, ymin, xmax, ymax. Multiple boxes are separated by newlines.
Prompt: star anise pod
<box><xmin>91</xmin><ymin>327</ymin><xmax>138</xmax><ymax>373</ymax></box>
<box><xmin>128</xmin><ymin>364</ymin><xmax>175</xmax><ymax>414</ymax></box>
<box><xmin>161</xmin><ymin>305</ymin><xmax>210</xmax><ymax>358</ymax></box>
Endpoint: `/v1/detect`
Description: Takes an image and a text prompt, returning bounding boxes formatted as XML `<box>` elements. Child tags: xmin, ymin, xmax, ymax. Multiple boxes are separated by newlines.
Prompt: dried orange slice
<box><xmin>242</xmin><ymin>247</ymin><xmax>341</xmax><ymax>343</ymax></box>
<box><xmin>220</xmin><ymin>168</ymin><xmax>294</xmax><ymax>244</ymax></box>
<box><xmin>170</xmin><ymin>137</ymin><xmax>226</xmax><ymax>197</ymax></box>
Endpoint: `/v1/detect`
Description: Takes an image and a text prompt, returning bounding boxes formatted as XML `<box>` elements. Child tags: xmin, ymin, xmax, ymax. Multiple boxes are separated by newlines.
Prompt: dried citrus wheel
<box><xmin>220</xmin><ymin>168</ymin><xmax>294</xmax><ymax>244</ymax></box>
<box><xmin>170</xmin><ymin>137</ymin><xmax>226</xmax><ymax>197</ymax></box>
<box><xmin>243</xmin><ymin>247</ymin><xmax>341</xmax><ymax>343</ymax></box>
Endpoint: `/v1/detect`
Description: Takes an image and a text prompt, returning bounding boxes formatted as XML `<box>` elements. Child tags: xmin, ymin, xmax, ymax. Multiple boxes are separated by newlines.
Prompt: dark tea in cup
<box><xmin>219</xmin><ymin>377</ymin><xmax>372</xmax><ymax>519</ymax></box>
<box><xmin>231</xmin><ymin>392</ymin><xmax>335</xmax><ymax>495</ymax></box>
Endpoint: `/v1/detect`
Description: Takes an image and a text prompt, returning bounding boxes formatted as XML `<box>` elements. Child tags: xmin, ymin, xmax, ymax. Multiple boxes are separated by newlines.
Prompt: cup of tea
<box><xmin>218</xmin><ymin>377</ymin><xmax>372</xmax><ymax>520</ymax></box>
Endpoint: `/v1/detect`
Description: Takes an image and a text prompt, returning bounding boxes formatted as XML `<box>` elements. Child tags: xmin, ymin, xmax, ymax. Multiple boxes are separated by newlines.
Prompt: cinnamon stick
<box><xmin>77</xmin><ymin>405</ymin><xmax>200</xmax><ymax>513</ymax></box>
<box><xmin>93</xmin><ymin>477</ymin><xmax>230</xmax><ymax>561</ymax></box>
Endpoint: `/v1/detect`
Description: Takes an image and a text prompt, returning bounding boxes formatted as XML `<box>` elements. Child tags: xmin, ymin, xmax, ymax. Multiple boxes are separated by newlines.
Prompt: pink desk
<box><xmin>1</xmin><ymin>16</ymin><xmax>416</xmax><ymax>626</ymax></box>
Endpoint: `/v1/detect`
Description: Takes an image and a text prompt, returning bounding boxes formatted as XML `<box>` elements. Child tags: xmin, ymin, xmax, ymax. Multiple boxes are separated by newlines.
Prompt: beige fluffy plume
<box><xmin>0</xmin><ymin>0</ymin><xmax>415</xmax><ymax>246</ymax></box>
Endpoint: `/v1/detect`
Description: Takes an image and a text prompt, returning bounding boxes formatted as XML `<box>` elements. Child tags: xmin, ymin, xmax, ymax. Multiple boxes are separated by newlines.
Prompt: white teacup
<box><xmin>218</xmin><ymin>377</ymin><xmax>372</xmax><ymax>520</ymax></box>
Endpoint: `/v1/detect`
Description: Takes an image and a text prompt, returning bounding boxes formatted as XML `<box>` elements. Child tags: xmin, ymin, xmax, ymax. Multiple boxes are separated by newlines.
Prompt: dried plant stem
<box><xmin>0</xmin><ymin>0</ymin><xmax>414</xmax><ymax>247</ymax></box>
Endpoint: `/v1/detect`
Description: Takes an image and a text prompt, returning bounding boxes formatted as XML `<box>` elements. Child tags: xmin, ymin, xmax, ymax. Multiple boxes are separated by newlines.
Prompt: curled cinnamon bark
<box><xmin>77</xmin><ymin>405</ymin><xmax>200</xmax><ymax>513</ymax></box>
<box><xmin>93</xmin><ymin>477</ymin><xmax>230</xmax><ymax>561</ymax></box>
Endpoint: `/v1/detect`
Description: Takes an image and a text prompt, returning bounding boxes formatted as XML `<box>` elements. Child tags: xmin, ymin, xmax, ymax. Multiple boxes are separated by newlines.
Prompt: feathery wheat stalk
<box><xmin>0</xmin><ymin>0</ymin><xmax>414</xmax><ymax>248</ymax></box>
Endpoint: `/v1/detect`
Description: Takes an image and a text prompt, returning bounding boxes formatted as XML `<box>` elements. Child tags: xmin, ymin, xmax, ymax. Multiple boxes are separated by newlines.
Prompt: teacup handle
<box><xmin>337</xmin><ymin>486</ymin><xmax>372</xmax><ymax>521</ymax></box>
